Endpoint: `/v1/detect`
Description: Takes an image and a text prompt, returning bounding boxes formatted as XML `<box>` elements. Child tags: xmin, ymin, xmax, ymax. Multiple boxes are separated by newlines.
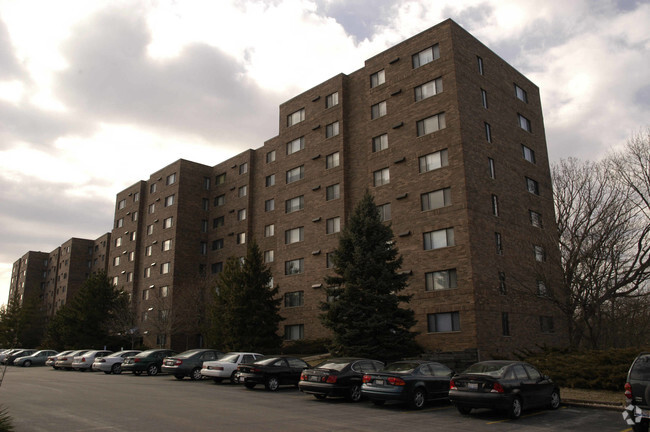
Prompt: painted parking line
<box><xmin>485</xmin><ymin>407</ymin><xmax>567</xmax><ymax>425</ymax></box>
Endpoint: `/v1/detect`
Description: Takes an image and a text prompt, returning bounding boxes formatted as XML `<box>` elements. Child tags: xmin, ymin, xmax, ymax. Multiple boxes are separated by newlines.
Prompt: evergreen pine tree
<box><xmin>206</xmin><ymin>240</ymin><xmax>283</xmax><ymax>352</ymax></box>
<box><xmin>320</xmin><ymin>191</ymin><xmax>420</xmax><ymax>362</ymax></box>
<box><xmin>0</xmin><ymin>291</ymin><xmax>21</xmax><ymax>347</ymax></box>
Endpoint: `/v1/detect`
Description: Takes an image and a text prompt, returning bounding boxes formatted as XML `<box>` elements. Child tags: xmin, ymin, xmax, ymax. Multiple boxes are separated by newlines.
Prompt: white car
<box><xmin>201</xmin><ymin>352</ymin><xmax>264</xmax><ymax>383</ymax></box>
<box><xmin>71</xmin><ymin>350</ymin><xmax>113</xmax><ymax>371</ymax></box>
<box><xmin>92</xmin><ymin>350</ymin><xmax>141</xmax><ymax>374</ymax></box>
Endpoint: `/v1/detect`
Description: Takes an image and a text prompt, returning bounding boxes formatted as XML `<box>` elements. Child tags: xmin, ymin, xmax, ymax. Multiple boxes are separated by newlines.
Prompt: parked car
<box><xmin>161</xmin><ymin>349</ymin><xmax>224</xmax><ymax>380</ymax></box>
<box><xmin>625</xmin><ymin>352</ymin><xmax>650</xmax><ymax>432</ymax></box>
<box><xmin>122</xmin><ymin>349</ymin><xmax>176</xmax><ymax>376</ymax></box>
<box><xmin>361</xmin><ymin>360</ymin><xmax>453</xmax><ymax>409</ymax></box>
<box><xmin>0</xmin><ymin>349</ymin><xmax>23</xmax><ymax>364</ymax></box>
<box><xmin>299</xmin><ymin>358</ymin><xmax>384</xmax><ymax>402</ymax></box>
<box><xmin>47</xmin><ymin>350</ymin><xmax>73</xmax><ymax>368</ymax></box>
<box><xmin>92</xmin><ymin>350</ymin><xmax>142</xmax><ymax>374</ymax></box>
<box><xmin>55</xmin><ymin>350</ymin><xmax>90</xmax><ymax>370</ymax></box>
<box><xmin>448</xmin><ymin>360</ymin><xmax>560</xmax><ymax>419</ymax></box>
<box><xmin>14</xmin><ymin>350</ymin><xmax>58</xmax><ymax>367</ymax></box>
<box><xmin>201</xmin><ymin>352</ymin><xmax>264</xmax><ymax>383</ymax></box>
<box><xmin>71</xmin><ymin>350</ymin><xmax>113</xmax><ymax>371</ymax></box>
<box><xmin>3</xmin><ymin>349</ymin><xmax>37</xmax><ymax>365</ymax></box>
<box><xmin>238</xmin><ymin>356</ymin><xmax>309</xmax><ymax>391</ymax></box>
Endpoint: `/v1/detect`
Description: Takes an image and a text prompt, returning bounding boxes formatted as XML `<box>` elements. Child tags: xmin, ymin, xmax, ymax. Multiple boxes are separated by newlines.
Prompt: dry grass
<box><xmin>561</xmin><ymin>387</ymin><xmax>624</xmax><ymax>407</ymax></box>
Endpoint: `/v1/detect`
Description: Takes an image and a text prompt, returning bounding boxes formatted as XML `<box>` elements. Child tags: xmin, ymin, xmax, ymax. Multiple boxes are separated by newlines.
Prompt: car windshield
<box><xmin>136</xmin><ymin>350</ymin><xmax>159</xmax><ymax>357</ymax></box>
<box><xmin>255</xmin><ymin>357</ymin><xmax>282</xmax><ymax>365</ymax></box>
<box><xmin>631</xmin><ymin>355</ymin><xmax>650</xmax><ymax>380</ymax></box>
<box><xmin>382</xmin><ymin>362</ymin><xmax>419</xmax><ymax>373</ymax></box>
<box><xmin>314</xmin><ymin>359</ymin><xmax>352</xmax><ymax>371</ymax></box>
<box><xmin>220</xmin><ymin>353</ymin><xmax>241</xmax><ymax>363</ymax></box>
<box><xmin>463</xmin><ymin>362</ymin><xmax>510</xmax><ymax>377</ymax></box>
<box><xmin>175</xmin><ymin>350</ymin><xmax>204</xmax><ymax>359</ymax></box>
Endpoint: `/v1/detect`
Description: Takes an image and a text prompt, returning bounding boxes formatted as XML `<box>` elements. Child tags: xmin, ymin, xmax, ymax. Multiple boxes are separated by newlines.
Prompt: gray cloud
<box><xmin>314</xmin><ymin>0</ymin><xmax>399</xmax><ymax>41</ymax></box>
<box><xmin>0</xmin><ymin>17</ymin><xmax>24</xmax><ymax>80</ymax></box>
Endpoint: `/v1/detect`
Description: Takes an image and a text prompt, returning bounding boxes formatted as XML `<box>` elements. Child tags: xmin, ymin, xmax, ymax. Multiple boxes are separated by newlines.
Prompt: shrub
<box><xmin>0</xmin><ymin>405</ymin><xmax>14</xmax><ymax>432</ymax></box>
<box><xmin>281</xmin><ymin>338</ymin><xmax>332</xmax><ymax>355</ymax></box>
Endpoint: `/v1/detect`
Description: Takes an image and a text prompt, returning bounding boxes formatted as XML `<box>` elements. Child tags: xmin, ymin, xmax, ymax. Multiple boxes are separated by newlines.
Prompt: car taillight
<box><xmin>174</xmin><ymin>360</ymin><xmax>182</xmax><ymax>366</ymax></box>
<box><xmin>490</xmin><ymin>382</ymin><xmax>505</xmax><ymax>393</ymax></box>
<box><xmin>134</xmin><ymin>358</ymin><xmax>141</xmax><ymax>363</ymax></box>
<box><xmin>97</xmin><ymin>359</ymin><xmax>106</xmax><ymax>363</ymax></box>
<box><xmin>212</xmin><ymin>366</ymin><xmax>223</xmax><ymax>371</ymax></box>
<box><xmin>81</xmin><ymin>357</ymin><xmax>86</xmax><ymax>362</ymax></box>
<box><xmin>252</xmin><ymin>368</ymin><xmax>262</xmax><ymax>373</ymax></box>
<box><xmin>449</xmin><ymin>379</ymin><xmax>456</xmax><ymax>390</ymax></box>
<box><xmin>300</xmin><ymin>372</ymin><xmax>307</xmax><ymax>381</ymax></box>
<box><xmin>325</xmin><ymin>375</ymin><xmax>337</xmax><ymax>384</ymax></box>
<box><xmin>362</xmin><ymin>374</ymin><xmax>372</xmax><ymax>383</ymax></box>
<box><xmin>625</xmin><ymin>382</ymin><xmax>633</xmax><ymax>401</ymax></box>
<box><xmin>387</xmin><ymin>377</ymin><xmax>406</xmax><ymax>386</ymax></box>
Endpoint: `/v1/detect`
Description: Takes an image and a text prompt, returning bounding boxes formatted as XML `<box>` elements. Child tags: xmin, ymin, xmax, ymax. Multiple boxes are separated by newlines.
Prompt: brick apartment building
<box><xmin>9</xmin><ymin>19</ymin><xmax>568</xmax><ymax>359</ymax></box>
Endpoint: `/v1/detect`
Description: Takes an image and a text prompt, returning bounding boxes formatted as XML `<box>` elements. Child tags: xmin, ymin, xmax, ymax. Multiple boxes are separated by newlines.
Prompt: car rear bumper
<box><xmin>449</xmin><ymin>389</ymin><xmax>513</xmax><ymax>410</ymax></box>
<box><xmin>298</xmin><ymin>382</ymin><xmax>350</xmax><ymax>397</ymax></box>
<box><xmin>361</xmin><ymin>386</ymin><xmax>407</xmax><ymax>402</ymax></box>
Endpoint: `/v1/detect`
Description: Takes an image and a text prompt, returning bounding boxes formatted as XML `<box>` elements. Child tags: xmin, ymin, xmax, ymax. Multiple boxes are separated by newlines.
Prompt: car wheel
<box><xmin>507</xmin><ymin>397</ymin><xmax>522</xmax><ymax>419</ymax></box>
<box><xmin>314</xmin><ymin>394</ymin><xmax>327</xmax><ymax>400</ymax></box>
<box><xmin>147</xmin><ymin>364</ymin><xmax>159</xmax><ymax>376</ymax></box>
<box><xmin>346</xmin><ymin>384</ymin><xmax>362</xmax><ymax>403</ymax></box>
<box><xmin>230</xmin><ymin>371</ymin><xmax>238</xmax><ymax>384</ymax></box>
<box><xmin>265</xmin><ymin>376</ymin><xmax>280</xmax><ymax>391</ymax></box>
<box><xmin>549</xmin><ymin>390</ymin><xmax>561</xmax><ymax>410</ymax></box>
<box><xmin>190</xmin><ymin>368</ymin><xmax>202</xmax><ymax>381</ymax></box>
<box><xmin>104</xmin><ymin>371</ymin><xmax>111</xmax><ymax>374</ymax></box>
<box><xmin>111</xmin><ymin>364</ymin><xmax>122</xmax><ymax>375</ymax></box>
<box><xmin>244</xmin><ymin>382</ymin><xmax>256</xmax><ymax>389</ymax></box>
<box><xmin>53</xmin><ymin>366</ymin><xmax>59</xmax><ymax>370</ymax></box>
<box><xmin>457</xmin><ymin>405</ymin><xmax>472</xmax><ymax>415</ymax></box>
<box><xmin>372</xmin><ymin>399</ymin><xmax>386</xmax><ymax>406</ymax></box>
<box><xmin>23</xmin><ymin>360</ymin><xmax>31</xmax><ymax>367</ymax></box>
<box><xmin>410</xmin><ymin>388</ymin><xmax>426</xmax><ymax>410</ymax></box>
<box><xmin>175</xmin><ymin>375</ymin><xmax>184</xmax><ymax>380</ymax></box>
<box><xmin>134</xmin><ymin>371</ymin><xmax>142</xmax><ymax>376</ymax></box>
<box><xmin>213</xmin><ymin>378</ymin><xmax>223</xmax><ymax>384</ymax></box>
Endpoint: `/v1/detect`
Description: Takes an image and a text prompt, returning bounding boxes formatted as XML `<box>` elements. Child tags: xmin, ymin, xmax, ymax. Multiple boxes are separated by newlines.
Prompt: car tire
<box><xmin>410</xmin><ymin>388</ymin><xmax>426</xmax><ymax>410</ymax></box>
<box><xmin>104</xmin><ymin>371</ymin><xmax>111</xmax><ymax>374</ymax></box>
<box><xmin>23</xmin><ymin>360</ymin><xmax>31</xmax><ymax>367</ymax></box>
<box><xmin>111</xmin><ymin>364</ymin><xmax>122</xmax><ymax>375</ymax></box>
<box><xmin>147</xmin><ymin>364</ymin><xmax>159</xmax><ymax>376</ymax></box>
<box><xmin>314</xmin><ymin>394</ymin><xmax>327</xmax><ymax>400</ymax></box>
<box><xmin>507</xmin><ymin>397</ymin><xmax>522</xmax><ymax>419</ymax></box>
<box><xmin>457</xmin><ymin>405</ymin><xmax>472</xmax><ymax>415</ymax></box>
<box><xmin>346</xmin><ymin>384</ymin><xmax>362</xmax><ymax>403</ymax></box>
<box><xmin>230</xmin><ymin>371</ymin><xmax>238</xmax><ymax>384</ymax></box>
<box><xmin>265</xmin><ymin>376</ymin><xmax>280</xmax><ymax>391</ymax></box>
<box><xmin>372</xmin><ymin>399</ymin><xmax>386</xmax><ymax>406</ymax></box>
<box><xmin>134</xmin><ymin>371</ymin><xmax>142</xmax><ymax>376</ymax></box>
<box><xmin>549</xmin><ymin>390</ymin><xmax>561</xmax><ymax>409</ymax></box>
<box><xmin>175</xmin><ymin>375</ymin><xmax>184</xmax><ymax>380</ymax></box>
<box><xmin>244</xmin><ymin>382</ymin><xmax>256</xmax><ymax>389</ymax></box>
<box><xmin>190</xmin><ymin>368</ymin><xmax>202</xmax><ymax>381</ymax></box>
<box><xmin>213</xmin><ymin>378</ymin><xmax>223</xmax><ymax>384</ymax></box>
<box><xmin>53</xmin><ymin>366</ymin><xmax>59</xmax><ymax>370</ymax></box>
<box><xmin>633</xmin><ymin>419</ymin><xmax>650</xmax><ymax>432</ymax></box>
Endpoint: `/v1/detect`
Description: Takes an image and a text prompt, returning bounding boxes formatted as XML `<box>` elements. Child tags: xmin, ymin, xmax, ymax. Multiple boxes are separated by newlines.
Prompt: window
<box><xmin>421</xmin><ymin>188</ymin><xmax>451</xmax><ymax>211</ymax></box>
<box><xmin>211</xmin><ymin>262</ymin><xmax>223</xmax><ymax>274</ymax></box>
<box><xmin>201</xmin><ymin>219</ymin><xmax>208</xmax><ymax>233</ymax></box>
<box><xmin>370</xmin><ymin>69</ymin><xmax>385</xmax><ymax>87</ymax></box>
<box><xmin>485</xmin><ymin>122</ymin><xmax>492</xmax><ymax>142</ymax></box>
<box><xmin>284</xmin><ymin>324</ymin><xmax>304</xmax><ymax>340</ymax></box>
<box><xmin>417</xmin><ymin>113</ymin><xmax>446</xmax><ymax>136</ymax></box>
<box><xmin>371</xmin><ymin>101</ymin><xmax>387</xmax><ymax>119</ymax></box>
<box><xmin>477</xmin><ymin>56</ymin><xmax>484</xmax><ymax>75</ymax></box>
<box><xmin>161</xmin><ymin>262</ymin><xmax>170</xmax><ymax>274</ymax></box>
<box><xmin>145</xmin><ymin>245</ymin><xmax>153</xmax><ymax>256</ymax></box>
<box><xmin>164</xmin><ymin>194</ymin><xmax>174</xmax><ymax>207</ymax></box>
<box><xmin>326</xmin><ymin>217</ymin><xmax>341</xmax><ymax>234</ymax></box>
<box><xmin>423</xmin><ymin>228</ymin><xmax>455</xmax><ymax>250</ymax></box>
<box><xmin>529</xmin><ymin>210</ymin><xmax>543</xmax><ymax>228</ymax></box>
<box><xmin>238</xmin><ymin>185</ymin><xmax>247</xmax><ymax>197</ymax></box>
<box><xmin>286</xmin><ymin>166</ymin><xmax>304</xmax><ymax>184</ymax></box>
<box><xmin>166</xmin><ymin>173</ymin><xmax>176</xmax><ymax>185</ymax></box>
<box><xmin>201</xmin><ymin>242</ymin><xmax>208</xmax><ymax>255</ymax></box>
<box><xmin>144</xmin><ymin>267</ymin><xmax>151</xmax><ymax>278</ymax></box>
<box><xmin>117</xmin><ymin>199</ymin><xmax>126</xmax><ymax>210</ymax></box>
<box><xmin>142</xmin><ymin>289</ymin><xmax>150</xmax><ymax>301</ymax></box>
<box><xmin>214</xmin><ymin>194</ymin><xmax>225</xmax><ymax>206</ymax></box>
<box><xmin>285</xmin><ymin>258</ymin><xmax>304</xmax><ymax>275</ymax></box>
<box><xmin>239</xmin><ymin>163</ymin><xmax>248</xmax><ymax>175</ymax></box>
<box><xmin>326</xmin><ymin>92</ymin><xmax>339</xmax><ymax>108</ymax></box>
<box><xmin>212</xmin><ymin>238</ymin><xmax>224</xmax><ymax>251</ymax></box>
<box><xmin>148</xmin><ymin>203</ymin><xmax>155</xmax><ymax>214</ymax></box>
<box><xmin>481</xmin><ymin>88</ymin><xmax>488</xmax><ymax>108</ymax></box>
<box><xmin>215</xmin><ymin>173</ymin><xmax>226</xmax><ymax>184</ymax></box>
<box><xmin>518</xmin><ymin>114</ymin><xmax>532</xmax><ymax>132</ymax></box>
<box><xmin>266</xmin><ymin>150</ymin><xmax>276</xmax><ymax>163</ymax></box>
<box><xmin>502</xmin><ymin>312</ymin><xmax>510</xmax><ymax>336</ymax></box>
<box><xmin>499</xmin><ymin>272</ymin><xmax>506</xmax><ymax>294</ymax></box>
<box><xmin>150</xmin><ymin>183</ymin><xmax>157</xmax><ymax>194</ymax></box>
<box><xmin>160</xmin><ymin>285</ymin><xmax>169</xmax><ymax>297</ymax></box>
<box><xmin>412</xmin><ymin>44</ymin><xmax>440</xmax><ymax>68</ymax></box>
<box><xmin>127</xmin><ymin>272</ymin><xmax>133</xmax><ymax>282</ymax></box>
<box><xmin>133</xmin><ymin>192</ymin><xmax>140</xmax><ymax>202</ymax></box>
<box><xmin>427</xmin><ymin>312</ymin><xmax>460</xmax><ymax>332</ymax></box>
<box><xmin>238</xmin><ymin>208</ymin><xmax>247</xmax><ymax>220</ymax></box>
<box><xmin>131</xmin><ymin>211</ymin><xmax>138</xmax><ymax>221</ymax></box>
<box><xmin>236</xmin><ymin>233</ymin><xmax>246</xmax><ymax>244</ymax></box>
<box><xmin>115</xmin><ymin>237</ymin><xmax>122</xmax><ymax>247</ymax></box>
<box><xmin>130</xmin><ymin>231</ymin><xmax>136</xmax><ymax>241</ymax></box>
<box><xmin>129</xmin><ymin>251</ymin><xmax>135</xmax><ymax>262</ymax></box>
<box><xmin>203</xmin><ymin>198</ymin><xmax>209</xmax><ymax>211</ymax></box>
<box><xmin>326</xmin><ymin>184</ymin><xmax>340</xmax><ymax>201</ymax></box>
<box><xmin>326</xmin><ymin>121</ymin><xmax>339</xmax><ymax>138</ymax></box>
<box><xmin>213</xmin><ymin>216</ymin><xmax>224</xmax><ymax>228</ymax></box>
<box><xmin>419</xmin><ymin>149</ymin><xmax>449</xmax><ymax>173</ymax></box>
<box><xmin>265</xmin><ymin>174</ymin><xmax>275</xmax><ymax>187</ymax></box>
<box><xmin>414</xmin><ymin>77</ymin><xmax>443</xmax><ymax>101</ymax></box>
<box><xmin>540</xmin><ymin>316</ymin><xmax>555</xmax><ymax>333</ymax></box>
<box><xmin>287</xmin><ymin>108</ymin><xmax>305</xmax><ymax>127</ymax></box>
<box><xmin>265</xmin><ymin>224</ymin><xmax>275</xmax><ymax>237</ymax></box>
<box><xmin>515</xmin><ymin>84</ymin><xmax>528</xmax><ymax>102</ymax></box>
<box><xmin>284</xmin><ymin>291</ymin><xmax>304</xmax><ymax>307</ymax></box>
<box><xmin>378</xmin><ymin>203</ymin><xmax>391</xmax><ymax>222</ymax></box>
<box><xmin>372</xmin><ymin>134</ymin><xmax>388</xmax><ymax>152</ymax></box>
<box><xmin>373</xmin><ymin>168</ymin><xmax>390</xmax><ymax>186</ymax></box>
<box><xmin>265</xmin><ymin>199</ymin><xmax>275</xmax><ymax>212</ymax></box>
<box><xmin>163</xmin><ymin>217</ymin><xmax>173</xmax><ymax>229</ymax></box>
<box><xmin>326</xmin><ymin>253</ymin><xmax>334</xmax><ymax>268</ymax></box>
<box><xmin>534</xmin><ymin>245</ymin><xmax>546</xmax><ymax>262</ymax></box>
<box><xmin>537</xmin><ymin>280</ymin><xmax>548</xmax><ymax>296</ymax></box>
<box><xmin>492</xmin><ymin>194</ymin><xmax>499</xmax><ymax>216</ymax></box>
<box><xmin>488</xmin><ymin>158</ymin><xmax>495</xmax><ymax>179</ymax></box>
<box><xmin>425</xmin><ymin>269</ymin><xmax>457</xmax><ymax>291</ymax></box>
<box><xmin>522</xmin><ymin>144</ymin><xmax>536</xmax><ymax>163</ymax></box>
<box><xmin>285</xmin><ymin>227</ymin><xmax>304</xmax><ymax>244</ymax></box>
<box><xmin>287</xmin><ymin>137</ymin><xmax>304</xmax><ymax>155</ymax></box>
<box><xmin>116</xmin><ymin>218</ymin><xmax>124</xmax><ymax>228</ymax></box>
<box><xmin>526</xmin><ymin>177</ymin><xmax>539</xmax><ymax>195</ymax></box>
<box><xmin>285</xmin><ymin>196</ymin><xmax>304</xmax><ymax>213</ymax></box>
<box><xmin>113</xmin><ymin>256</ymin><xmax>120</xmax><ymax>266</ymax></box>
<box><xmin>495</xmin><ymin>232</ymin><xmax>503</xmax><ymax>255</ymax></box>
<box><xmin>264</xmin><ymin>250</ymin><xmax>274</xmax><ymax>263</ymax></box>
<box><xmin>326</xmin><ymin>152</ymin><xmax>340</xmax><ymax>169</ymax></box>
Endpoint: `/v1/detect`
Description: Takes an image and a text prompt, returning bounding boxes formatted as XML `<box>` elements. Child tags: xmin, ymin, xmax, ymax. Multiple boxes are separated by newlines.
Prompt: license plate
<box><xmin>468</xmin><ymin>383</ymin><xmax>478</xmax><ymax>390</ymax></box>
<box><xmin>309</xmin><ymin>375</ymin><xmax>320</xmax><ymax>382</ymax></box>
<box><xmin>374</xmin><ymin>379</ymin><xmax>384</xmax><ymax>386</ymax></box>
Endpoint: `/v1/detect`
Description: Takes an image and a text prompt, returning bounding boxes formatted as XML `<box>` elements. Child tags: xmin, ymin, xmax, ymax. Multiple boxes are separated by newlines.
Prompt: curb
<box><xmin>562</xmin><ymin>399</ymin><xmax>624</xmax><ymax>411</ymax></box>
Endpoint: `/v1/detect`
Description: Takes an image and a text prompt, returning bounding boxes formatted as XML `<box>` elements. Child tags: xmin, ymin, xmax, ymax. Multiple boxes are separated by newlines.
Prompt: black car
<box><xmin>3</xmin><ymin>349</ymin><xmax>37</xmax><ymax>365</ymax></box>
<box><xmin>361</xmin><ymin>360</ymin><xmax>454</xmax><ymax>409</ymax></box>
<box><xmin>238</xmin><ymin>356</ymin><xmax>309</xmax><ymax>391</ymax></box>
<box><xmin>449</xmin><ymin>360</ymin><xmax>560</xmax><ymax>419</ymax></box>
<box><xmin>161</xmin><ymin>349</ymin><xmax>223</xmax><ymax>380</ymax></box>
<box><xmin>625</xmin><ymin>352</ymin><xmax>650</xmax><ymax>432</ymax></box>
<box><xmin>122</xmin><ymin>349</ymin><xmax>177</xmax><ymax>376</ymax></box>
<box><xmin>299</xmin><ymin>358</ymin><xmax>384</xmax><ymax>402</ymax></box>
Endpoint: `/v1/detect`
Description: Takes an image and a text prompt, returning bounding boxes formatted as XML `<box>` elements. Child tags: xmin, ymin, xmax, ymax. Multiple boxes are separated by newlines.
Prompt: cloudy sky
<box><xmin>1</xmin><ymin>0</ymin><xmax>649</xmax><ymax>305</ymax></box>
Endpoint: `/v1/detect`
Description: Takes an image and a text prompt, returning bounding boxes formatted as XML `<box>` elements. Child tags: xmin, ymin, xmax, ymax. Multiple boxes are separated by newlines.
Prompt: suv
<box><xmin>625</xmin><ymin>352</ymin><xmax>650</xmax><ymax>431</ymax></box>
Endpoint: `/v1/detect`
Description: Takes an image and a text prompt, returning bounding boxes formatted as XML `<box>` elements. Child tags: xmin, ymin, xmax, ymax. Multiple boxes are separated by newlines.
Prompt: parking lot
<box><xmin>0</xmin><ymin>367</ymin><xmax>629</xmax><ymax>431</ymax></box>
